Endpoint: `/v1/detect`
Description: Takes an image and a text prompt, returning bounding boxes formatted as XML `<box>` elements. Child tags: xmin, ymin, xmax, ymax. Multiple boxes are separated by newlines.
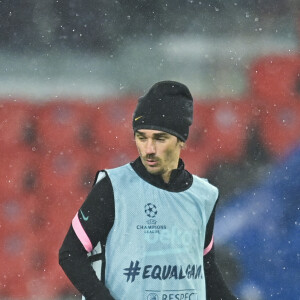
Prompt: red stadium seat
<box><xmin>0</xmin><ymin>220</ymin><xmax>39</xmax><ymax>299</ymax></box>
<box><xmin>258</xmin><ymin>101</ymin><xmax>300</xmax><ymax>158</ymax></box>
<box><xmin>181</xmin><ymin>148</ymin><xmax>212</xmax><ymax>177</ymax></box>
<box><xmin>33</xmin><ymin>192</ymin><xmax>80</xmax><ymax>298</ymax></box>
<box><xmin>91</xmin><ymin>98</ymin><xmax>136</xmax><ymax>153</ymax></box>
<box><xmin>204</xmin><ymin>100</ymin><xmax>253</xmax><ymax>163</ymax></box>
<box><xmin>0</xmin><ymin>100</ymin><xmax>37</xmax><ymax>149</ymax></box>
<box><xmin>249</xmin><ymin>55</ymin><xmax>300</xmax><ymax>104</ymax></box>
<box><xmin>0</xmin><ymin>150</ymin><xmax>40</xmax><ymax>195</ymax></box>
<box><xmin>39</xmin><ymin>150</ymin><xmax>98</xmax><ymax>194</ymax></box>
<box><xmin>95</xmin><ymin>143</ymin><xmax>137</xmax><ymax>170</ymax></box>
<box><xmin>0</xmin><ymin>190</ymin><xmax>50</xmax><ymax>298</ymax></box>
<box><xmin>183</xmin><ymin>101</ymin><xmax>214</xmax><ymax>176</ymax></box>
<box><xmin>24</xmin><ymin>226</ymin><xmax>77</xmax><ymax>299</ymax></box>
<box><xmin>0</xmin><ymin>231</ymin><xmax>69</xmax><ymax>299</ymax></box>
<box><xmin>0</xmin><ymin>193</ymin><xmax>41</xmax><ymax>234</ymax></box>
<box><xmin>0</xmin><ymin>213</ymin><xmax>73</xmax><ymax>299</ymax></box>
<box><xmin>187</xmin><ymin>101</ymin><xmax>211</xmax><ymax>150</ymax></box>
<box><xmin>36</xmin><ymin>100</ymin><xmax>94</xmax><ymax>151</ymax></box>
<box><xmin>37</xmin><ymin>150</ymin><xmax>99</xmax><ymax>236</ymax></box>
<box><xmin>26</xmin><ymin>259</ymin><xmax>77</xmax><ymax>299</ymax></box>
<box><xmin>39</xmin><ymin>190</ymin><xmax>79</xmax><ymax>240</ymax></box>
<box><xmin>37</xmin><ymin>150</ymin><xmax>100</xmax><ymax>227</ymax></box>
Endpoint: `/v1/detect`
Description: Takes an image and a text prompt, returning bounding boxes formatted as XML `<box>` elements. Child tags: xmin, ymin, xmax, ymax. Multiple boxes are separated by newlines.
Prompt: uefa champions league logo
<box><xmin>144</xmin><ymin>203</ymin><xmax>158</xmax><ymax>218</ymax></box>
<box><xmin>136</xmin><ymin>202</ymin><xmax>166</xmax><ymax>233</ymax></box>
<box><xmin>147</xmin><ymin>293</ymin><xmax>158</xmax><ymax>300</ymax></box>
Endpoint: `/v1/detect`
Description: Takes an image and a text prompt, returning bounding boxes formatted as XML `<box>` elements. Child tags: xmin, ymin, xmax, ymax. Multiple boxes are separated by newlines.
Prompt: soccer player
<box><xmin>59</xmin><ymin>81</ymin><xmax>237</xmax><ymax>300</ymax></box>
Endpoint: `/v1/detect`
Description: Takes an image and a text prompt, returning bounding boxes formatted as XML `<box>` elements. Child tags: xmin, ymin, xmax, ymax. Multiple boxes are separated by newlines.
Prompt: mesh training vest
<box><xmin>101</xmin><ymin>163</ymin><xmax>217</xmax><ymax>300</ymax></box>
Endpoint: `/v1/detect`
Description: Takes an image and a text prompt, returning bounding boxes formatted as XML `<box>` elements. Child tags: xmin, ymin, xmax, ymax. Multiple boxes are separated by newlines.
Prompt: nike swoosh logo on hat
<box><xmin>80</xmin><ymin>209</ymin><xmax>89</xmax><ymax>221</ymax></box>
<box><xmin>134</xmin><ymin>116</ymin><xmax>143</xmax><ymax>121</ymax></box>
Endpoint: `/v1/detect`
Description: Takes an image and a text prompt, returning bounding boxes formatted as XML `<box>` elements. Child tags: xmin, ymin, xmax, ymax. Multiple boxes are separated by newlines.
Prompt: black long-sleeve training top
<box><xmin>59</xmin><ymin>157</ymin><xmax>237</xmax><ymax>300</ymax></box>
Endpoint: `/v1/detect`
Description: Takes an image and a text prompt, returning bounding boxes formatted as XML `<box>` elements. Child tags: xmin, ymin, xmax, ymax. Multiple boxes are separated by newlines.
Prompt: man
<box><xmin>59</xmin><ymin>81</ymin><xmax>237</xmax><ymax>300</ymax></box>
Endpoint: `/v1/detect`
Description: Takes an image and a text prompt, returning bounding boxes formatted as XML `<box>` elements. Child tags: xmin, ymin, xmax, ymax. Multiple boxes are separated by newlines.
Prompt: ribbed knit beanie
<box><xmin>132</xmin><ymin>81</ymin><xmax>193</xmax><ymax>141</ymax></box>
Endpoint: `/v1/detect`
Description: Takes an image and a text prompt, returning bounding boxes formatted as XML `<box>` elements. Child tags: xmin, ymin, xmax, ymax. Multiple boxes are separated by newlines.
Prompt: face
<box><xmin>135</xmin><ymin>129</ymin><xmax>184</xmax><ymax>183</ymax></box>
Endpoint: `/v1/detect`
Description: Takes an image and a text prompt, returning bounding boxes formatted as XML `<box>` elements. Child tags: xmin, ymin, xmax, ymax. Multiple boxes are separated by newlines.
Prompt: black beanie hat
<box><xmin>133</xmin><ymin>81</ymin><xmax>193</xmax><ymax>141</ymax></box>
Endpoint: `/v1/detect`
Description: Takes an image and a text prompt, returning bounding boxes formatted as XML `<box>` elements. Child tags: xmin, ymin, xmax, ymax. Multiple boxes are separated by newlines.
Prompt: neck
<box><xmin>130</xmin><ymin>157</ymin><xmax>192</xmax><ymax>192</ymax></box>
<box><xmin>161</xmin><ymin>170</ymin><xmax>172</xmax><ymax>184</ymax></box>
<box><xmin>161</xmin><ymin>159</ymin><xmax>180</xmax><ymax>183</ymax></box>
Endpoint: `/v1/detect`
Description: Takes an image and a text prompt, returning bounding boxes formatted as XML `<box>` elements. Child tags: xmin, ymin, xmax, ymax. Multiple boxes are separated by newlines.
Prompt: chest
<box><xmin>112</xmin><ymin>180</ymin><xmax>206</xmax><ymax>252</ymax></box>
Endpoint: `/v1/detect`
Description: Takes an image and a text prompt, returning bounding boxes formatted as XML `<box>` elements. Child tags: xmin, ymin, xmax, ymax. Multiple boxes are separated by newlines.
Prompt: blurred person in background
<box><xmin>59</xmin><ymin>81</ymin><xmax>237</xmax><ymax>300</ymax></box>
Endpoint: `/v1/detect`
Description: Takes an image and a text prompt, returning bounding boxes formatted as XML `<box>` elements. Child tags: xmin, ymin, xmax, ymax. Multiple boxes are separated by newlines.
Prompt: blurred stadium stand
<box><xmin>36</xmin><ymin>101</ymin><xmax>95</xmax><ymax>152</ymax></box>
<box><xmin>249</xmin><ymin>55</ymin><xmax>300</xmax><ymax>103</ymax></box>
<box><xmin>214</xmin><ymin>143</ymin><xmax>300</xmax><ymax>300</ymax></box>
<box><xmin>0</xmin><ymin>101</ymin><xmax>37</xmax><ymax>150</ymax></box>
<box><xmin>203</xmin><ymin>99</ymin><xmax>254</xmax><ymax>164</ymax></box>
<box><xmin>1</xmin><ymin>1</ymin><xmax>300</xmax><ymax>299</ymax></box>
<box><xmin>91</xmin><ymin>98</ymin><xmax>137</xmax><ymax>156</ymax></box>
<box><xmin>1</xmin><ymin>51</ymin><xmax>300</xmax><ymax>299</ymax></box>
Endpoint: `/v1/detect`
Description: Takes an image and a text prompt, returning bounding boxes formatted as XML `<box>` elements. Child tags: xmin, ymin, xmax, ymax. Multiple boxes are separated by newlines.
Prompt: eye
<box><xmin>137</xmin><ymin>135</ymin><xmax>146</xmax><ymax>141</ymax></box>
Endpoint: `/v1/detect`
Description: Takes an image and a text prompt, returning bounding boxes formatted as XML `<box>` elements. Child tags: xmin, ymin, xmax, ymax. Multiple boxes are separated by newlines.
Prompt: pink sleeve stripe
<box><xmin>203</xmin><ymin>236</ymin><xmax>214</xmax><ymax>256</ymax></box>
<box><xmin>72</xmin><ymin>212</ymin><xmax>93</xmax><ymax>252</ymax></box>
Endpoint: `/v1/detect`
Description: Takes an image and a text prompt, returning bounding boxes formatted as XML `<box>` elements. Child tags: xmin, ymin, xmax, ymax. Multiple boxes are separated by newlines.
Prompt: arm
<box><xmin>59</xmin><ymin>172</ymin><xmax>115</xmax><ymax>300</ymax></box>
<box><xmin>59</xmin><ymin>226</ymin><xmax>113</xmax><ymax>300</ymax></box>
<box><xmin>204</xmin><ymin>202</ymin><xmax>238</xmax><ymax>300</ymax></box>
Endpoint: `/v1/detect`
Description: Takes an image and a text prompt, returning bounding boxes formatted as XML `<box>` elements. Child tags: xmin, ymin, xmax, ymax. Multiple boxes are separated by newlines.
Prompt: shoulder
<box><xmin>87</xmin><ymin>170</ymin><xmax>113</xmax><ymax>203</ymax></box>
<box><xmin>93</xmin><ymin>164</ymin><xmax>135</xmax><ymax>190</ymax></box>
<box><xmin>104</xmin><ymin>163</ymin><xmax>137</xmax><ymax>184</ymax></box>
<box><xmin>192</xmin><ymin>174</ymin><xmax>216</xmax><ymax>188</ymax></box>
<box><xmin>75</xmin><ymin>170</ymin><xmax>116</xmax><ymax>249</ymax></box>
<box><xmin>192</xmin><ymin>175</ymin><xmax>219</xmax><ymax>200</ymax></box>
<box><xmin>93</xmin><ymin>170</ymin><xmax>108</xmax><ymax>185</ymax></box>
<box><xmin>106</xmin><ymin>163</ymin><xmax>132</xmax><ymax>173</ymax></box>
<box><xmin>93</xmin><ymin>170</ymin><xmax>111</xmax><ymax>188</ymax></box>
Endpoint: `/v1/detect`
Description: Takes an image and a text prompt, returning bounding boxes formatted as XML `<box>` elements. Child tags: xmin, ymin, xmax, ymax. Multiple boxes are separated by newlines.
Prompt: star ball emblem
<box><xmin>144</xmin><ymin>203</ymin><xmax>158</xmax><ymax>218</ymax></box>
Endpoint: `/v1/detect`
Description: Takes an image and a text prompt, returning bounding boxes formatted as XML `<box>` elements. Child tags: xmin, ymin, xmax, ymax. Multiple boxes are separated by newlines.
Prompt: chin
<box><xmin>146</xmin><ymin>166</ymin><xmax>162</xmax><ymax>175</ymax></box>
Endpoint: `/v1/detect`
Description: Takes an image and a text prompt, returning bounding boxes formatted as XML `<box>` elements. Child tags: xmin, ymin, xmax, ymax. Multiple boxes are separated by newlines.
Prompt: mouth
<box><xmin>145</xmin><ymin>158</ymin><xmax>158</xmax><ymax>167</ymax></box>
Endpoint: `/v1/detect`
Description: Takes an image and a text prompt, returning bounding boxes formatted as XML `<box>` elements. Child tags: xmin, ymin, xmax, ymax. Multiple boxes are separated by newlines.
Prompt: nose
<box><xmin>145</xmin><ymin>139</ymin><xmax>156</xmax><ymax>155</ymax></box>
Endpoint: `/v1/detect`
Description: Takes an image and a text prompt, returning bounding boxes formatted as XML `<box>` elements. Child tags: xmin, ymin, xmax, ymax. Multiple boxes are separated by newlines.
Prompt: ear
<box><xmin>179</xmin><ymin>141</ymin><xmax>185</xmax><ymax>149</ymax></box>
